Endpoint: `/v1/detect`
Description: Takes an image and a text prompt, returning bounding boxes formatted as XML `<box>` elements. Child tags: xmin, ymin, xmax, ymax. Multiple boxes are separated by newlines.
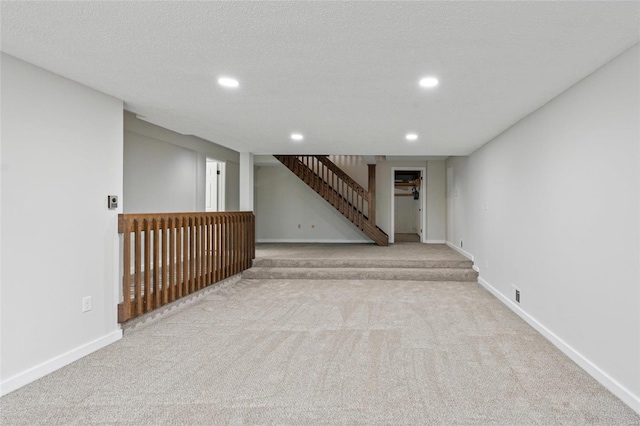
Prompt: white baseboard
<box><xmin>477</xmin><ymin>276</ymin><xmax>640</xmax><ymax>415</ymax></box>
<box><xmin>425</xmin><ymin>240</ymin><xmax>446</xmax><ymax>244</ymax></box>
<box><xmin>257</xmin><ymin>239</ymin><xmax>372</xmax><ymax>244</ymax></box>
<box><xmin>0</xmin><ymin>329</ymin><xmax>122</xmax><ymax>397</ymax></box>
<box><xmin>472</xmin><ymin>265</ymin><xmax>480</xmax><ymax>273</ymax></box>
<box><xmin>445</xmin><ymin>241</ymin><xmax>474</xmax><ymax>260</ymax></box>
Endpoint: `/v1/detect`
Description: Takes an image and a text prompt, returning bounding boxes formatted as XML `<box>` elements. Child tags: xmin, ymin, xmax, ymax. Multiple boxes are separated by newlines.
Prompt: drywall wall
<box><xmin>253</xmin><ymin>155</ymin><xmax>447</xmax><ymax>244</ymax></box>
<box><xmin>446</xmin><ymin>44</ymin><xmax>640</xmax><ymax>412</ymax></box>
<box><xmin>0</xmin><ymin>54</ymin><xmax>123</xmax><ymax>393</ymax></box>
<box><xmin>123</xmin><ymin>112</ymin><xmax>240</xmax><ymax>213</ymax></box>
<box><xmin>255</xmin><ymin>164</ymin><xmax>372</xmax><ymax>242</ymax></box>
<box><xmin>328</xmin><ymin>155</ymin><xmax>369</xmax><ymax>189</ymax></box>
<box><xmin>124</xmin><ymin>131</ymin><xmax>197</xmax><ymax>212</ymax></box>
<box><xmin>239</xmin><ymin>152</ymin><xmax>254</xmax><ymax>211</ymax></box>
<box><xmin>320</xmin><ymin>158</ymin><xmax>448</xmax><ymax>244</ymax></box>
<box><xmin>426</xmin><ymin>160</ymin><xmax>446</xmax><ymax>242</ymax></box>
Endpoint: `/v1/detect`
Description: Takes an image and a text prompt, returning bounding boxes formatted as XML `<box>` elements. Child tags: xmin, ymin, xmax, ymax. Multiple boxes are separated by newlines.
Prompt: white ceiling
<box><xmin>2</xmin><ymin>2</ymin><xmax>638</xmax><ymax>156</ymax></box>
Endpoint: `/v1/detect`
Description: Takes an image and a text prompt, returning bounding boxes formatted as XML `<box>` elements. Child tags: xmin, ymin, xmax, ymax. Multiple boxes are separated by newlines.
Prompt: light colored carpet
<box><xmin>1</xmin><ymin>278</ymin><xmax>637</xmax><ymax>424</ymax></box>
<box><xmin>243</xmin><ymin>266</ymin><xmax>478</xmax><ymax>281</ymax></box>
<box><xmin>255</xmin><ymin>242</ymin><xmax>467</xmax><ymax>261</ymax></box>
<box><xmin>247</xmin><ymin>243</ymin><xmax>478</xmax><ymax>281</ymax></box>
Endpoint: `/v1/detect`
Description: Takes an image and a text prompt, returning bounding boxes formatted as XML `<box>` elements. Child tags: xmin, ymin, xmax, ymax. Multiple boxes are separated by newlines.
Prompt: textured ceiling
<box><xmin>2</xmin><ymin>2</ymin><xmax>638</xmax><ymax>156</ymax></box>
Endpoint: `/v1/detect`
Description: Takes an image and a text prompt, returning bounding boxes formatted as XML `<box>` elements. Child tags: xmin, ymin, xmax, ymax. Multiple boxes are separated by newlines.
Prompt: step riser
<box><xmin>243</xmin><ymin>269</ymin><xmax>478</xmax><ymax>282</ymax></box>
<box><xmin>252</xmin><ymin>259</ymin><xmax>473</xmax><ymax>269</ymax></box>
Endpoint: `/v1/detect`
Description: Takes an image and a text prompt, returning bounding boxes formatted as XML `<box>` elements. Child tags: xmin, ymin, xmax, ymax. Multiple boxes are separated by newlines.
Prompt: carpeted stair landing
<box><xmin>244</xmin><ymin>256</ymin><xmax>478</xmax><ymax>282</ymax></box>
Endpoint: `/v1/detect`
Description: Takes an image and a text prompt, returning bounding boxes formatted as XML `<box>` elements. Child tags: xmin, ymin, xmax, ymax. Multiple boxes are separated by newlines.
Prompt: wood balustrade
<box><xmin>274</xmin><ymin>155</ymin><xmax>388</xmax><ymax>246</ymax></box>
<box><xmin>117</xmin><ymin>211</ymin><xmax>255</xmax><ymax>323</ymax></box>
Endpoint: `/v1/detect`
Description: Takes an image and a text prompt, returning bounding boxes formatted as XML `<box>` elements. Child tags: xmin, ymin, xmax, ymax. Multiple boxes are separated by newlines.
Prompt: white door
<box><xmin>206</xmin><ymin>159</ymin><xmax>225</xmax><ymax>212</ymax></box>
<box><xmin>395</xmin><ymin>193</ymin><xmax>419</xmax><ymax>233</ymax></box>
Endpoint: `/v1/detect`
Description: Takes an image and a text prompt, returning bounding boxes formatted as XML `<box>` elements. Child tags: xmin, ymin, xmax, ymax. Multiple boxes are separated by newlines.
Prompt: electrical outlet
<box><xmin>82</xmin><ymin>296</ymin><xmax>92</xmax><ymax>312</ymax></box>
<box><xmin>512</xmin><ymin>286</ymin><xmax>521</xmax><ymax>304</ymax></box>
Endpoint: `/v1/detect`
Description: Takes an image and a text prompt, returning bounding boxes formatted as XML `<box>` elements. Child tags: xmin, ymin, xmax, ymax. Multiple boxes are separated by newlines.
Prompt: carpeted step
<box><xmin>252</xmin><ymin>258</ymin><xmax>473</xmax><ymax>269</ymax></box>
<box><xmin>242</xmin><ymin>267</ymin><xmax>478</xmax><ymax>282</ymax></box>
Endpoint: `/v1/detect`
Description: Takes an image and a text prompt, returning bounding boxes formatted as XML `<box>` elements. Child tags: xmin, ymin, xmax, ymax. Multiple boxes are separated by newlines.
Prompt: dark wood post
<box><xmin>368</xmin><ymin>164</ymin><xmax>376</xmax><ymax>226</ymax></box>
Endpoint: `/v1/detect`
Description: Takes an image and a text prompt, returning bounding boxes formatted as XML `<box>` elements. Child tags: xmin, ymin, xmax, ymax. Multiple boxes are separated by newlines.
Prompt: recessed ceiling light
<box><xmin>419</xmin><ymin>77</ymin><xmax>439</xmax><ymax>88</ymax></box>
<box><xmin>218</xmin><ymin>77</ymin><xmax>239</xmax><ymax>88</ymax></box>
<box><xmin>290</xmin><ymin>133</ymin><xmax>304</xmax><ymax>141</ymax></box>
<box><xmin>406</xmin><ymin>133</ymin><xmax>418</xmax><ymax>141</ymax></box>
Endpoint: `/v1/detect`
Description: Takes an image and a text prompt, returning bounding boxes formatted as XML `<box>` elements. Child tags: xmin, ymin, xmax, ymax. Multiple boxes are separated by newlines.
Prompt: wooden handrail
<box><xmin>288</xmin><ymin>156</ymin><xmax>368</xmax><ymax>207</ymax></box>
<box><xmin>314</xmin><ymin>156</ymin><xmax>368</xmax><ymax>198</ymax></box>
<box><xmin>117</xmin><ymin>211</ymin><xmax>255</xmax><ymax>323</ymax></box>
<box><xmin>274</xmin><ymin>155</ymin><xmax>388</xmax><ymax>245</ymax></box>
<box><xmin>368</xmin><ymin>164</ymin><xmax>376</xmax><ymax>225</ymax></box>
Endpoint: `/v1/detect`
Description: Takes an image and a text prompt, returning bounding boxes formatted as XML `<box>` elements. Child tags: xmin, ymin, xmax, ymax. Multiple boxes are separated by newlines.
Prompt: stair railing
<box><xmin>275</xmin><ymin>155</ymin><xmax>377</xmax><ymax>232</ymax></box>
<box><xmin>117</xmin><ymin>211</ymin><xmax>255</xmax><ymax>323</ymax></box>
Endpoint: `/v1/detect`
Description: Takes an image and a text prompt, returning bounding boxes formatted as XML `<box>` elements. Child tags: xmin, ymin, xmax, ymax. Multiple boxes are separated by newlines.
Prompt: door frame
<box><xmin>206</xmin><ymin>158</ymin><xmax>226</xmax><ymax>212</ymax></box>
<box><xmin>390</xmin><ymin>166</ymin><xmax>427</xmax><ymax>243</ymax></box>
<box><xmin>446</xmin><ymin>165</ymin><xmax>454</xmax><ymax>244</ymax></box>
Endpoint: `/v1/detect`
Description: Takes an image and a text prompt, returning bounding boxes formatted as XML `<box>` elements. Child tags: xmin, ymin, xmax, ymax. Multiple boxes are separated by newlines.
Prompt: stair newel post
<box><xmin>272</xmin><ymin>155</ymin><xmax>388</xmax><ymax>246</ymax></box>
<box><xmin>312</xmin><ymin>156</ymin><xmax>316</xmax><ymax>190</ymax></box>
<box><xmin>325</xmin><ymin>160</ymin><xmax>329</xmax><ymax>199</ymax></box>
<box><xmin>118</xmin><ymin>215</ymin><xmax>131</xmax><ymax>323</ymax></box>
<box><xmin>320</xmin><ymin>162</ymin><xmax>327</xmax><ymax>200</ymax></box>
<box><xmin>317</xmin><ymin>158</ymin><xmax>321</xmax><ymax>194</ymax></box>
<box><xmin>341</xmin><ymin>179</ymin><xmax>345</xmax><ymax>214</ymax></box>
<box><xmin>313</xmin><ymin>156</ymin><xmax>318</xmax><ymax>191</ymax></box>
<box><xmin>321</xmin><ymin>159</ymin><xmax>325</xmax><ymax>198</ymax></box>
<box><xmin>299</xmin><ymin>156</ymin><xmax>304</xmax><ymax>181</ymax></box>
<box><xmin>359</xmin><ymin>191</ymin><xmax>363</xmax><ymax>229</ymax></box>
<box><xmin>368</xmin><ymin>164</ymin><xmax>376</xmax><ymax>227</ymax></box>
<box><xmin>304</xmin><ymin>156</ymin><xmax>310</xmax><ymax>184</ymax></box>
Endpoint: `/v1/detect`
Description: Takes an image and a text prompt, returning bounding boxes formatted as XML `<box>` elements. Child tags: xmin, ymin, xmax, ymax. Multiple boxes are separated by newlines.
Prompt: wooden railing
<box><xmin>274</xmin><ymin>155</ymin><xmax>387</xmax><ymax>246</ymax></box>
<box><xmin>117</xmin><ymin>211</ymin><xmax>255</xmax><ymax>323</ymax></box>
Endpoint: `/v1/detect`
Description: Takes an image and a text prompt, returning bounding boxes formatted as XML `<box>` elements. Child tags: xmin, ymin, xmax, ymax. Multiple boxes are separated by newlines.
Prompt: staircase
<box><xmin>243</xmin><ymin>256</ymin><xmax>478</xmax><ymax>282</ymax></box>
<box><xmin>274</xmin><ymin>155</ymin><xmax>388</xmax><ymax>246</ymax></box>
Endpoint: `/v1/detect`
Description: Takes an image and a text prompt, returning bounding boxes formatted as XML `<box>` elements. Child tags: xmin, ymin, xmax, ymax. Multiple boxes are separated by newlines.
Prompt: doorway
<box><xmin>206</xmin><ymin>158</ymin><xmax>225</xmax><ymax>212</ymax></box>
<box><xmin>391</xmin><ymin>167</ymin><xmax>426</xmax><ymax>243</ymax></box>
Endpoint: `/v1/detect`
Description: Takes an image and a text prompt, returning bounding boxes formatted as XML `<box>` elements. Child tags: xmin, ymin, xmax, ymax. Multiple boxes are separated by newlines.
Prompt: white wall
<box><xmin>255</xmin><ymin>157</ymin><xmax>448</xmax><ymax>244</ymax></box>
<box><xmin>255</xmin><ymin>164</ymin><xmax>372</xmax><ymax>243</ymax></box>
<box><xmin>239</xmin><ymin>152</ymin><xmax>254</xmax><ymax>211</ymax></box>
<box><xmin>124</xmin><ymin>132</ymin><xmax>197</xmax><ymax>212</ymax></box>
<box><xmin>0</xmin><ymin>54</ymin><xmax>124</xmax><ymax>394</ymax></box>
<box><xmin>328</xmin><ymin>155</ymin><xmax>369</xmax><ymax>189</ymax></box>
<box><xmin>446</xmin><ymin>45</ymin><xmax>640</xmax><ymax>412</ymax></box>
<box><xmin>426</xmin><ymin>160</ymin><xmax>446</xmax><ymax>242</ymax></box>
<box><xmin>123</xmin><ymin>112</ymin><xmax>240</xmax><ymax>213</ymax></box>
<box><xmin>335</xmin><ymin>158</ymin><xmax>447</xmax><ymax>243</ymax></box>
